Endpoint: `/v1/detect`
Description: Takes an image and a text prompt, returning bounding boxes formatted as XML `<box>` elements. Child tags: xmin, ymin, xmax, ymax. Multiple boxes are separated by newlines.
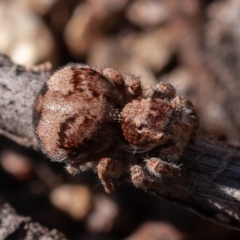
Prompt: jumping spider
<box><xmin>33</xmin><ymin>64</ymin><xmax>199</xmax><ymax>193</ymax></box>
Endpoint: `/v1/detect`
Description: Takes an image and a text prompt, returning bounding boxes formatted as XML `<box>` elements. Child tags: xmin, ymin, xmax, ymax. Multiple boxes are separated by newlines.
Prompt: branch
<box><xmin>0</xmin><ymin>200</ymin><xmax>66</xmax><ymax>239</ymax></box>
<box><xmin>0</xmin><ymin>54</ymin><xmax>49</xmax><ymax>148</ymax></box>
<box><xmin>151</xmin><ymin>136</ymin><xmax>240</xmax><ymax>230</ymax></box>
<box><xmin>0</xmin><ymin>55</ymin><xmax>240</xmax><ymax>230</ymax></box>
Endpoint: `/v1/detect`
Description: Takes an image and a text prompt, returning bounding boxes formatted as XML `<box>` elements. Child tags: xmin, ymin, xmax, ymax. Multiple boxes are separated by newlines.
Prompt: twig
<box><xmin>0</xmin><ymin>200</ymin><xmax>66</xmax><ymax>239</ymax></box>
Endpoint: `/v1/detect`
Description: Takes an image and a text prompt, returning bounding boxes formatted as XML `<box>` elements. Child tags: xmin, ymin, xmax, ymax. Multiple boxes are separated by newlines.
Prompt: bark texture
<box><xmin>152</xmin><ymin>136</ymin><xmax>240</xmax><ymax>230</ymax></box>
<box><xmin>0</xmin><ymin>54</ymin><xmax>49</xmax><ymax>148</ymax></box>
<box><xmin>0</xmin><ymin>201</ymin><xmax>66</xmax><ymax>240</ymax></box>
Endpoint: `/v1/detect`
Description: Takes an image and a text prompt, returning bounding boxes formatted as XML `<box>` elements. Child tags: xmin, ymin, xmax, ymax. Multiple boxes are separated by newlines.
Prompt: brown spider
<box><xmin>33</xmin><ymin>64</ymin><xmax>199</xmax><ymax>193</ymax></box>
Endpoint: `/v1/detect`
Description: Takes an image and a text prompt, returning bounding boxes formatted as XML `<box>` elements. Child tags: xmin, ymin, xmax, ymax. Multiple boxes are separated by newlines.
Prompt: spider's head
<box><xmin>121</xmin><ymin>97</ymin><xmax>175</xmax><ymax>153</ymax></box>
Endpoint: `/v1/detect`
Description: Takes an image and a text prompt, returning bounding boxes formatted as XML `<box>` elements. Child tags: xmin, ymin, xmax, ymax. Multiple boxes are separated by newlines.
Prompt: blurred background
<box><xmin>0</xmin><ymin>0</ymin><xmax>240</xmax><ymax>239</ymax></box>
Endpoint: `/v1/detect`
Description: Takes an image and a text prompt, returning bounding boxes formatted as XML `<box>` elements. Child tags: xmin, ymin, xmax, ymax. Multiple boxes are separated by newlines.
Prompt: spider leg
<box><xmin>171</xmin><ymin>96</ymin><xmax>200</xmax><ymax>140</ymax></box>
<box><xmin>145</xmin><ymin>157</ymin><xmax>181</xmax><ymax>178</ymax></box>
<box><xmin>66</xmin><ymin>160</ymin><xmax>94</xmax><ymax>174</ymax></box>
<box><xmin>97</xmin><ymin>157</ymin><xmax>125</xmax><ymax>193</ymax></box>
<box><xmin>145</xmin><ymin>142</ymin><xmax>184</xmax><ymax>178</ymax></box>
<box><xmin>153</xmin><ymin>82</ymin><xmax>176</xmax><ymax>99</ymax></box>
<box><xmin>129</xmin><ymin>163</ymin><xmax>162</xmax><ymax>189</ymax></box>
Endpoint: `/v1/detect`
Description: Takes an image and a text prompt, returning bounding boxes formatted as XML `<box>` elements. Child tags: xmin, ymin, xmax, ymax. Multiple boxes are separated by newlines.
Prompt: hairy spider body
<box><xmin>121</xmin><ymin>83</ymin><xmax>199</xmax><ymax>180</ymax></box>
<box><xmin>33</xmin><ymin>65</ymin><xmax>121</xmax><ymax>163</ymax></box>
<box><xmin>121</xmin><ymin>97</ymin><xmax>176</xmax><ymax>153</ymax></box>
<box><xmin>33</xmin><ymin>65</ymin><xmax>199</xmax><ymax>193</ymax></box>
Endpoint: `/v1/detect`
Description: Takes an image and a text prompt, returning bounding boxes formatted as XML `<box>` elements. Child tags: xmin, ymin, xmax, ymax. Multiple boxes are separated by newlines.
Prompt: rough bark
<box><xmin>0</xmin><ymin>54</ymin><xmax>49</xmax><ymax>148</ymax></box>
<box><xmin>0</xmin><ymin>200</ymin><xmax>66</xmax><ymax>240</ymax></box>
<box><xmin>151</xmin><ymin>136</ymin><xmax>240</xmax><ymax>230</ymax></box>
<box><xmin>0</xmin><ymin>54</ymin><xmax>240</xmax><ymax>231</ymax></box>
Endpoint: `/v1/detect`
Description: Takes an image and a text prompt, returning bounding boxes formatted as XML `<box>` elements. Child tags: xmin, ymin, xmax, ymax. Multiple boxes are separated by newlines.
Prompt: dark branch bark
<box><xmin>0</xmin><ymin>54</ymin><xmax>240</xmax><ymax>231</ymax></box>
<box><xmin>151</xmin><ymin>136</ymin><xmax>240</xmax><ymax>230</ymax></box>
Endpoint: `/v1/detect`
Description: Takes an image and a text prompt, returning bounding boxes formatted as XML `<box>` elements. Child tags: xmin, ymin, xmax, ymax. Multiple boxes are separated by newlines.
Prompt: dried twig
<box><xmin>0</xmin><ymin>200</ymin><xmax>66</xmax><ymax>240</ymax></box>
<box><xmin>0</xmin><ymin>55</ymin><xmax>240</xmax><ymax>230</ymax></box>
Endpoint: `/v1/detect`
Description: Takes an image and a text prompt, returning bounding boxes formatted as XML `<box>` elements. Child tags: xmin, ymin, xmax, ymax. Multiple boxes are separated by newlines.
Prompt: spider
<box><xmin>33</xmin><ymin>64</ymin><xmax>199</xmax><ymax>193</ymax></box>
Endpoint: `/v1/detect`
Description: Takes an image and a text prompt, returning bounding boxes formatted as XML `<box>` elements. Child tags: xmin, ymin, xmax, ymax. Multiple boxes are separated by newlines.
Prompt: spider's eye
<box><xmin>136</xmin><ymin>125</ymin><xmax>143</xmax><ymax>131</ymax></box>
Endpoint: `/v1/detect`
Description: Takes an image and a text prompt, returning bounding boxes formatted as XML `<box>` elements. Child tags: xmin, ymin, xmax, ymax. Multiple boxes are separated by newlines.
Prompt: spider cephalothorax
<box><xmin>121</xmin><ymin>83</ymin><xmax>199</xmax><ymax>155</ymax></box>
<box><xmin>33</xmin><ymin>65</ymin><xmax>199</xmax><ymax>193</ymax></box>
<box><xmin>121</xmin><ymin>97</ymin><xmax>176</xmax><ymax>153</ymax></box>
